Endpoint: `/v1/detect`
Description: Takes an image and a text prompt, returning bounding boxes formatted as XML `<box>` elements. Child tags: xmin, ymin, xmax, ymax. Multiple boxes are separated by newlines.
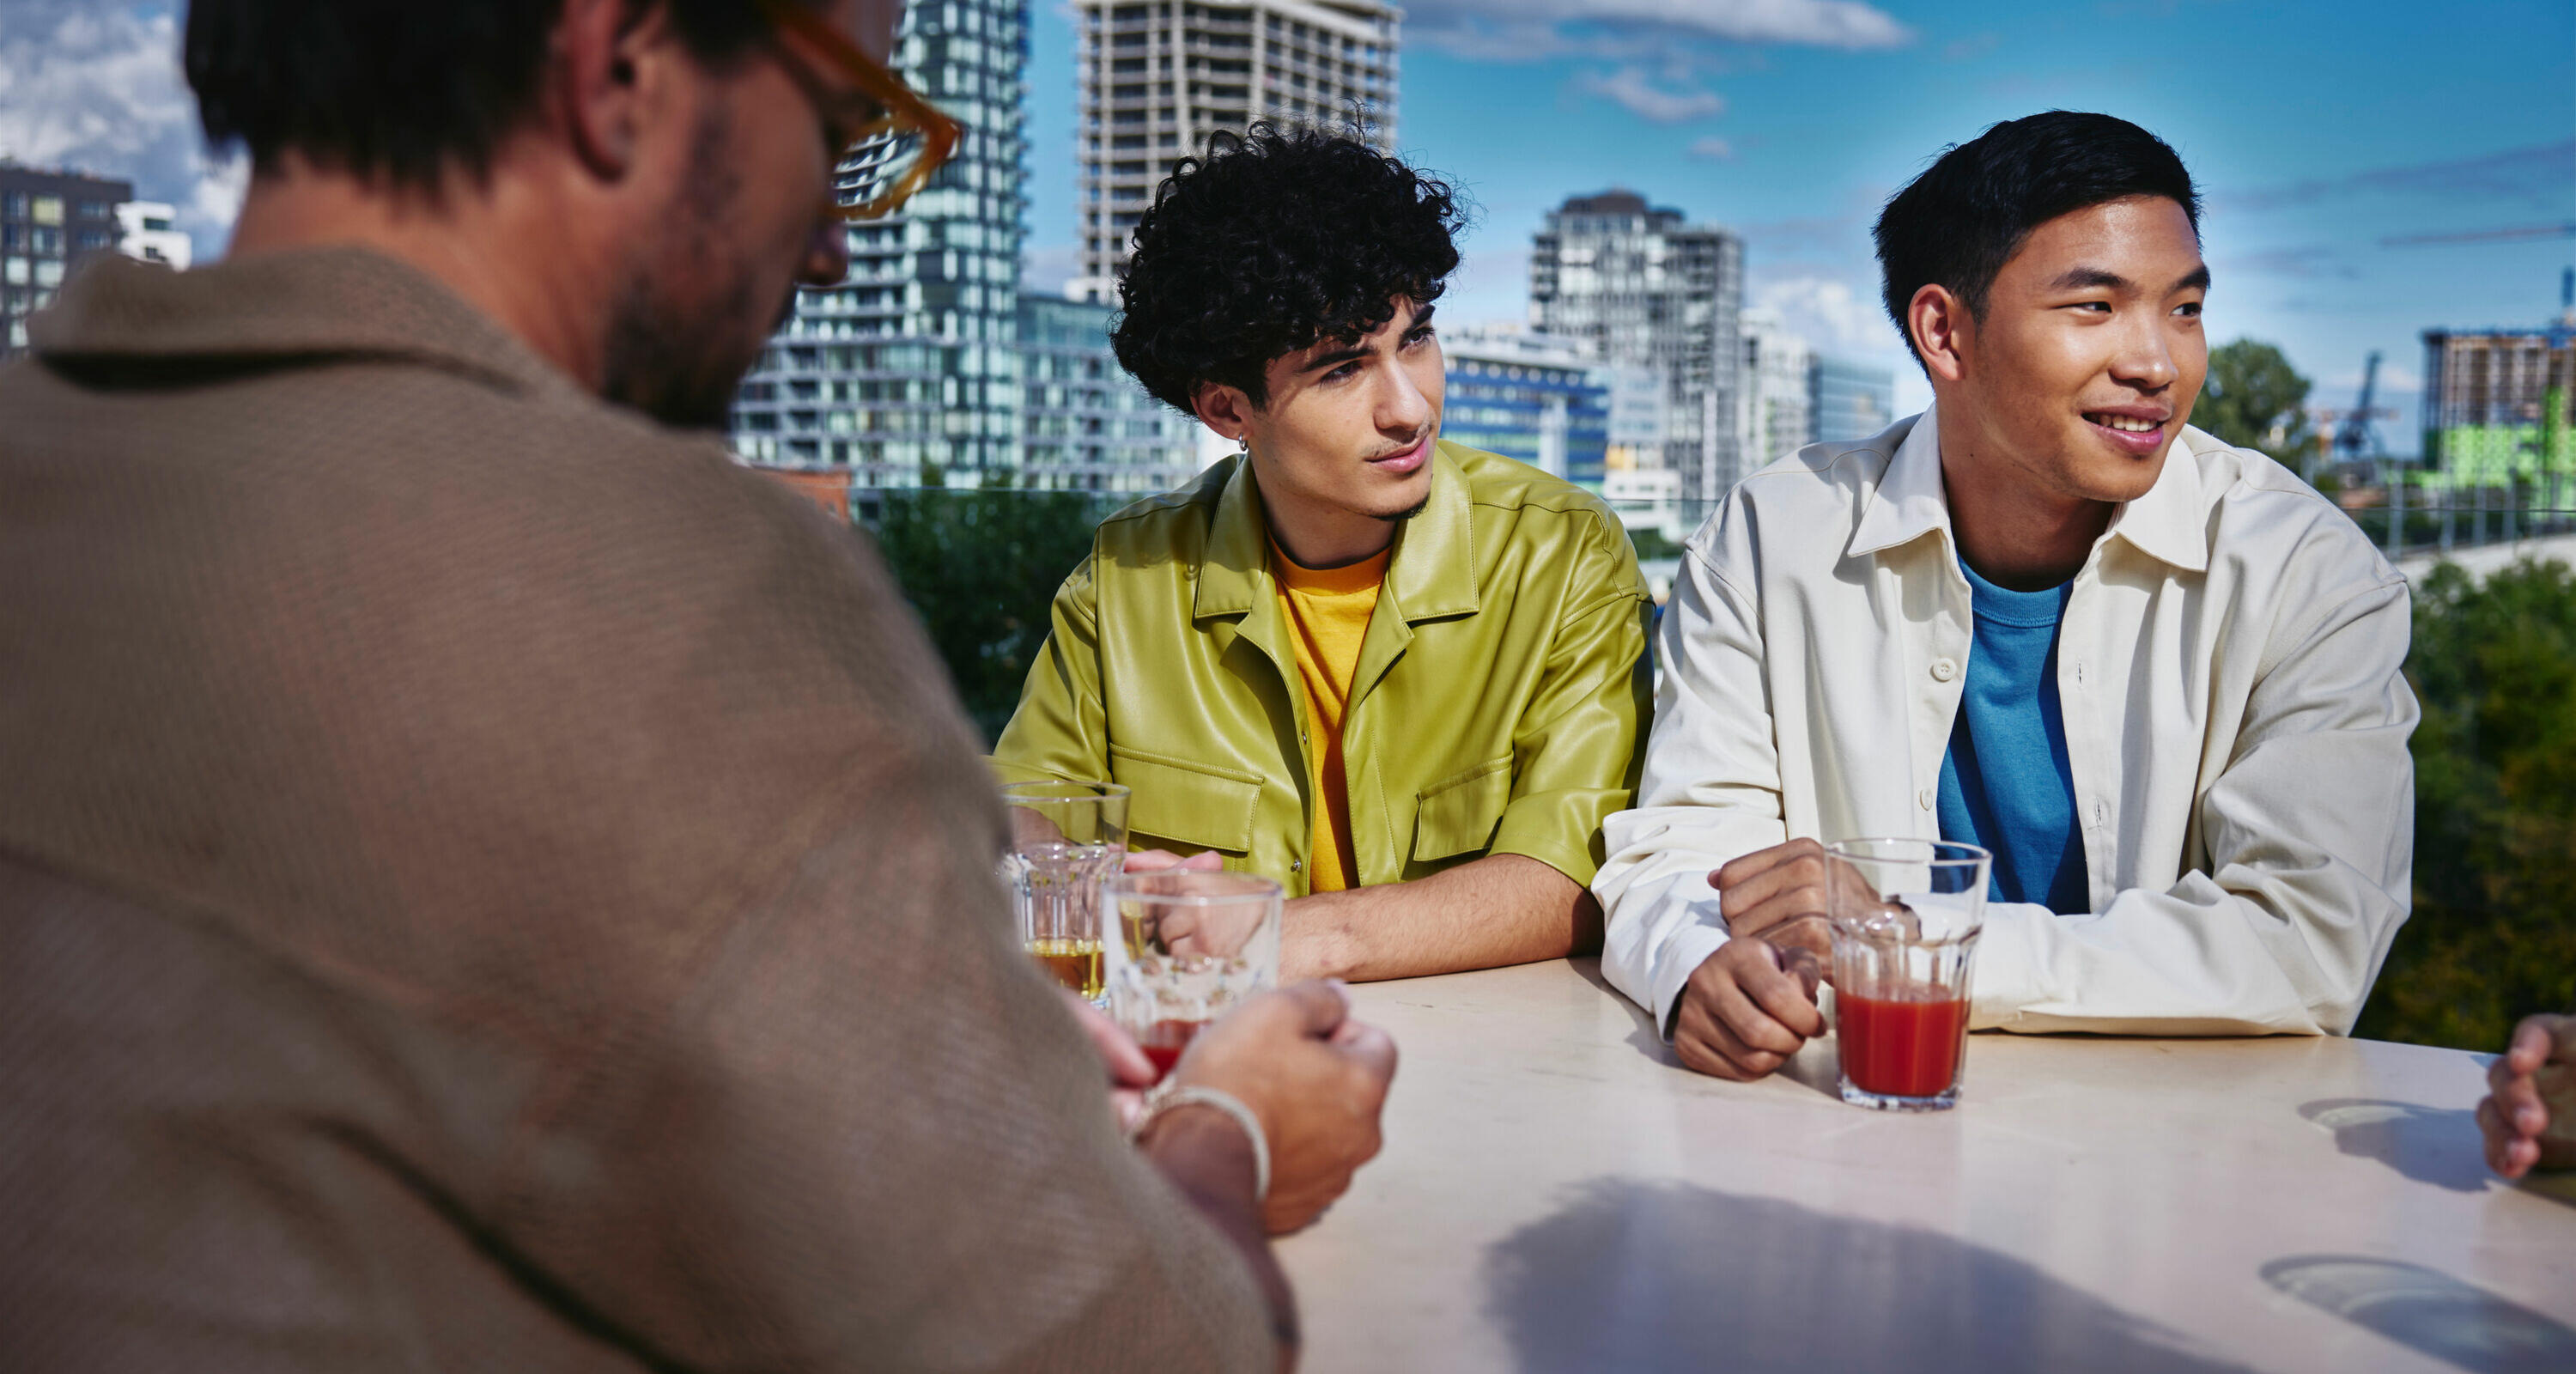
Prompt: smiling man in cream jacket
<box><xmin>1595</xmin><ymin>112</ymin><xmax>2417</xmax><ymax>1082</ymax></box>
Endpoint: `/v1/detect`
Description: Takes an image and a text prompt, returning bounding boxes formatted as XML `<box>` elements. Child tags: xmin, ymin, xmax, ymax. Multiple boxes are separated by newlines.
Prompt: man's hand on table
<box><xmin>2480</xmin><ymin>1012</ymin><xmax>2576</xmax><ymax>1180</ymax></box>
<box><xmin>1674</xmin><ymin>937</ymin><xmax>1826</xmax><ymax>1080</ymax></box>
<box><xmin>1164</xmin><ymin>979</ymin><xmax>1397</xmax><ymax>1234</ymax></box>
<box><xmin>1670</xmin><ymin>840</ymin><xmax>1846</xmax><ymax>1081</ymax></box>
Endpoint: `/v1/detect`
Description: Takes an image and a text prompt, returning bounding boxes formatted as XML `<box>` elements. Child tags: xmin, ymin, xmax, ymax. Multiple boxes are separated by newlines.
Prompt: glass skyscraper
<box><xmin>1441</xmin><ymin>329</ymin><xmax>1610</xmax><ymax>490</ymax></box>
<box><xmin>1017</xmin><ymin>292</ymin><xmax>1200</xmax><ymax>491</ymax></box>
<box><xmin>1809</xmin><ymin>353</ymin><xmax>1898</xmax><ymax>446</ymax></box>
<box><xmin>732</xmin><ymin>0</ymin><xmax>1030</xmax><ymax>487</ymax></box>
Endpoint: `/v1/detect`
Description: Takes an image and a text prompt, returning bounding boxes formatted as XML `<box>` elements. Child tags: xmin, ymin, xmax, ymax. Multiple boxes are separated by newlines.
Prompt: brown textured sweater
<box><xmin>0</xmin><ymin>247</ymin><xmax>1270</xmax><ymax>1371</ymax></box>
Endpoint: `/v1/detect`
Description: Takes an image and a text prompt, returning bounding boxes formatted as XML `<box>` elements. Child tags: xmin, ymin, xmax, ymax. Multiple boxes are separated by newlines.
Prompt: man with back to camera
<box><xmin>991</xmin><ymin>124</ymin><xmax>1654</xmax><ymax>984</ymax></box>
<box><xmin>1592</xmin><ymin>111</ymin><xmax>2419</xmax><ymax>1080</ymax></box>
<box><xmin>0</xmin><ymin>0</ymin><xmax>1395</xmax><ymax>1366</ymax></box>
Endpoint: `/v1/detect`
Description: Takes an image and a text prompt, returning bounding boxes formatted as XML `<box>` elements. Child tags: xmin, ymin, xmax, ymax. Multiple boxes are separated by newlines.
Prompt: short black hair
<box><xmin>185</xmin><ymin>0</ymin><xmax>796</xmax><ymax>190</ymax></box>
<box><xmin>1113</xmin><ymin>122</ymin><xmax>1465</xmax><ymax>415</ymax></box>
<box><xmin>1874</xmin><ymin>111</ymin><xmax>2200</xmax><ymax>346</ymax></box>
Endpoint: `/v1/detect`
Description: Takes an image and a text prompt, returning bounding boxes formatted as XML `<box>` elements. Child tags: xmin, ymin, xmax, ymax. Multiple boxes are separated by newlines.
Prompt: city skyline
<box><xmin>9</xmin><ymin>0</ymin><xmax>2573</xmax><ymax>453</ymax></box>
<box><xmin>1026</xmin><ymin>0</ymin><xmax>2576</xmax><ymax>453</ymax></box>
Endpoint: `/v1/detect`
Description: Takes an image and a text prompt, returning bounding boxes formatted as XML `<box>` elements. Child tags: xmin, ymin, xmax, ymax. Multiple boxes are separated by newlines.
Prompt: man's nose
<box><xmin>1379</xmin><ymin>361</ymin><xmax>1431</xmax><ymax>436</ymax></box>
<box><xmin>799</xmin><ymin>215</ymin><xmax>852</xmax><ymax>289</ymax></box>
<box><xmin>2111</xmin><ymin>314</ymin><xmax>2180</xmax><ymax>390</ymax></box>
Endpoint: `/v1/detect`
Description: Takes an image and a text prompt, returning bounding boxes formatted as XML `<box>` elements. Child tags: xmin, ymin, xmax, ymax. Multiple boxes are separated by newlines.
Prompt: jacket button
<box><xmin>1930</xmin><ymin>658</ymin><xmax>1958</xmax><ymax>683</ymax></box>
<box><xmin>1290</xmin><ymin>859</ymin><xmax>1303</xmax><ymax>872</ymax></box>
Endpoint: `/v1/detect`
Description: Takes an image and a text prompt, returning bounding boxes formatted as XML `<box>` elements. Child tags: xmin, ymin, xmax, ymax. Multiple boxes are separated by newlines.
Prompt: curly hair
<box><xmin>1113</xmin><ymin>123</ymin><xmax>1467</xmax><ymax>416</ymax></box>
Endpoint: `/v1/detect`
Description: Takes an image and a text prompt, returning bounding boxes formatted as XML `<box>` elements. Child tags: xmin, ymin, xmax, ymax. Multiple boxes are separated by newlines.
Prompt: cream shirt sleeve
<box><xmin>1968</xmin><ymin>571</ymin><xmax>2418</xmax><ymax>1036</ymax></box>
<box><xmin>1594</xmin><ymin>528</ymin><xmax>1786</xmax><ymax>1035</ymax></box>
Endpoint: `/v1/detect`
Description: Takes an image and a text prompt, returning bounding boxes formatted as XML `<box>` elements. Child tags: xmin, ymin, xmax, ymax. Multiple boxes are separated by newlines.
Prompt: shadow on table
<box><xmin>1568</xmin><ymin>958</ymin><xmax>1845</xmax><ymax>1102</ymax></box>
<box><xmin>2299</xmin><ymin>1098</ymin><xmax>2492</xmax><ymax>1194</ymax></box>
<box><xmin>1483</xmin><ymin>1178</ymin><xmax>2256</xmax><ymax>1374</ymax></box>
<box><xmin>2262</xmin><ymin>1255</ymin><xmax>2576</xmax><ymax>1374</ymax></box>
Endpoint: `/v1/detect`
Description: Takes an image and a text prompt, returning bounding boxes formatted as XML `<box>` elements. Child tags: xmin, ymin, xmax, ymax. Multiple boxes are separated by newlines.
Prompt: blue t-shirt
<box><xmin>1935</xmin><ymin>558</ymin><xmax>2091</xmax><ymax>913</ymax></box>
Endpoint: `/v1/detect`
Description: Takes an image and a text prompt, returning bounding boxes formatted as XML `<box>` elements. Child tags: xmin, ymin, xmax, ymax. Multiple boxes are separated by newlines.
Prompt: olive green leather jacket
<box><xmin>992</xmin><ymin>441</ymin><xmax>1651</xmax><ymax>898</ymax></box>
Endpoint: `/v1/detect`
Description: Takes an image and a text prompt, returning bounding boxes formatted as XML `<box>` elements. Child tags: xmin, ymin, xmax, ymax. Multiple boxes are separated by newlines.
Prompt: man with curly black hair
<box><xmin>995</xmin><ymin>124</ymin><xmax>1653</xmax><ymax>982</ymax></box>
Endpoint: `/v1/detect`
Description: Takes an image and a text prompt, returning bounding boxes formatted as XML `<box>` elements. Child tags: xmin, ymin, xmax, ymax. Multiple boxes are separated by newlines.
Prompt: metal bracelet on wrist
<box><xmin>1132</xmin><ymin>1081</ymin><xmax>1271</xmax><ymax>1204</ymax></box>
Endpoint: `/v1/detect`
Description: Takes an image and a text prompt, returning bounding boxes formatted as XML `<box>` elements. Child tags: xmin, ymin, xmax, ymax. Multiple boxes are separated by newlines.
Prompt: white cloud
<box><xmin>1687</xmin><ymin>136</ymin><xmax>1735</xmax><ymax>161</ymax></box>
<box><xmin>1577</xmin><ymin>67</ymin><xmax>1724</xmax><ymax>124</ymax></box>
<box><xmin>0</xmin><ymin>1</ymin><xmax>241</xmax><ymax>256</ymax></box>
<box><xmin>1020</xmin><ymin>242</ymin><xmax>1082</xmax><ymax>299</ymax></box>
<box><xmin>1753</xmin><ymin>273</ymin><xmax>1893</xmax><ymax>354</ymax></box>
<box><xmin>1409</xmin><ymin>0</ymin><xmax>1913</xmax><ymax>53</ymax></box>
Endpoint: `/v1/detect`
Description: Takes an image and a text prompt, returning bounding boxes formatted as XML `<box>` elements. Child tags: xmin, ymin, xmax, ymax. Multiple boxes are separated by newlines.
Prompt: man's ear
<box><xmin>556</xmin><ymin>0</ymin><xmax>675</xmax><ymax>182</ymax></box>
<box><xmin>1192</xmin><ymin>381</ymin><xmax>1255</xmax><ymax>445</ymax></box>
<box><xmin>1907</xmin><ymin>283</ymin><xmax>1971</xmax><ymax>386</ymax></box>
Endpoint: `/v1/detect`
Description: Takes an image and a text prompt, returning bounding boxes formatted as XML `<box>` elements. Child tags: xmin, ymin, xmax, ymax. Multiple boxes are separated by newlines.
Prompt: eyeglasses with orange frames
<box><xmin>750</xmin><ymin>0</ymin><xmax>962</xmax><ymax>221</ymax></box>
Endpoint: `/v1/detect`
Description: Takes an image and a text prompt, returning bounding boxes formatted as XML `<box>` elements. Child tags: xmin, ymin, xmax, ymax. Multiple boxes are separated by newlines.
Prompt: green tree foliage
<box><xmin>2357</xmin><ymin>560</ymin><xmax>2576</xmax><ymax>1049</ymax></box>
<box><xmin>872</xmin><ymin>488</ymin><xmax>1109</xmax><ymax>744</ymax></box>
<box><xmin>2199</xmin><ymin>339</ymin><xmax>2315</xmax><ymax>470</ymax></box>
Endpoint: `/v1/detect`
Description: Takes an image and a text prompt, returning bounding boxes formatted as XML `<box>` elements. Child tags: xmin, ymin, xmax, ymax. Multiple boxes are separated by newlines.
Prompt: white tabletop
<box><xmin>1276</xmin><ymin>958</ymin><xmax>2576</xmax><ymax>1372</ymax></box>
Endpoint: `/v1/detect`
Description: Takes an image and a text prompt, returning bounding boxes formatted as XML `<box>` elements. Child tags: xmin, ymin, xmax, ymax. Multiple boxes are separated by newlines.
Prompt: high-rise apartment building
<box><xmin>1069</xmin><ymin>0</ymin><xmax>1398</xmax><ymax>301</ymax></box>
<box><xmin>1</xmin><ymin>163</ymin><xmax>132</xmax><ymax>360</ymax></box>
<box><xmin>1736</xmin><ymin>307</ymin><xmax>1814</xmax><ymax>477</ymax></box>
<box><xmin>1809</xmin><ymin>352</ymin><xmax>1898</xmax><ymax>445</ymax></box>
<box><xmin>1528</xmin><ymin>190</ymin><xmax>1743</xmax><ymax>506</ymax></box>
<box><xmin>1017</xmin><ymin>291</ymin><xmax>1200</xmax><ymax>490</ymax></box>
<box><xmin>732</xmin><ymin>0</ymin><xmax>1029</xmax><ymax>486</ymax></box>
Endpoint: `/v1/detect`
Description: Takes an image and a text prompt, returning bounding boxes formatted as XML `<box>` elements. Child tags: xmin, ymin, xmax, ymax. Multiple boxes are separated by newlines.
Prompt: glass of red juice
<box><xmin>1102</xmin><ymin>870</ymin><xmax>1282</xmax><ymax>1084</ymax></box>
<box><xmin>1824</xmin><ymin>839</ymin><xmax>1990</xmax><ymax>1111</ymax></box>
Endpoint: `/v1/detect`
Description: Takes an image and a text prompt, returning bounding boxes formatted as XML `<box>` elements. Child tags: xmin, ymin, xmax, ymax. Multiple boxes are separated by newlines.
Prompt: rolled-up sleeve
<box><xmin>991</xmin><ymin>555</ymin><xmax>1112</xmax><ymax>787</ymax></box>
<box><xmin>1488</xmin><ymin>515</ymin><xmax>1653</xmax><ymax>888</ymax></box>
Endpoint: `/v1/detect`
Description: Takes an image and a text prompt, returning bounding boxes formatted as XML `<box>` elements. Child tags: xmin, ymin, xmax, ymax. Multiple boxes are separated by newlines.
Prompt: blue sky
<box><xmin>6</xmin><ymin>0</ymin><xmax>2567</xmax><ymax>451</ymax></box>
<box><xmin>1024</xmin><ymin>0</ymin><xmax>2576</xmax><ymax>451</ymax></box>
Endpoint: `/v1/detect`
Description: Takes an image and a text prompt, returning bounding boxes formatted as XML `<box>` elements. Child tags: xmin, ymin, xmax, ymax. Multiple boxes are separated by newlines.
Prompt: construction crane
<box><xmin>2381</xmin><ymin>222</ymin><xmax>2576</xmax><ymax>247</ymax></box>
<box><xmin>2336</xmin><ymin>352</ymin><xmax>2386</xmax><ymax>460</ymax></box>
<box><xmin>2309</xmin><ymin>351</ymin><xmax>2398</xmax><ymax>467</ymax></box>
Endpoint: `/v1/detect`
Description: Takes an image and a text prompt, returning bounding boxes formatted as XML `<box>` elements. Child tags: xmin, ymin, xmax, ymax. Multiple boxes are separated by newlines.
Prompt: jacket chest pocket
<box><xmin>1112</xmin><ymin>744</ymin><xmax>1264</xmax><ymax>855</ymax></box>
<box><xmin>1412</xmin><ymin>756</ymin><xmax>1513</xmax><ymax>864</ymax></box>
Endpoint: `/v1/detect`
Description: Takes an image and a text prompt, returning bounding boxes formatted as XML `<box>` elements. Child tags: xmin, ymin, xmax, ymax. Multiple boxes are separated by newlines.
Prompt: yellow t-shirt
<box><xmin>1271</xmin><ymin>540</ymin><xmax>1389</xmax><ymax>892</ymax></box>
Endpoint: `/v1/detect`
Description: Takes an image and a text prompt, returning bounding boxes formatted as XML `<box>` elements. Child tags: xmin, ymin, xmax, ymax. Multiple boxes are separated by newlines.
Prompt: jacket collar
<box><xmin>1193</xmin><ymin>438</ymin><xmax>1481</xmax><ymax>624</ymax></box>
<box><xmin>1845</xmin><ymin>402</ymin><xmax>2211</xmax><ymax>574</ymax></box>
<box><xmin>32</xmin><ymin>246</ymin><xmax>577</xmax><ymax>401</ymax></box>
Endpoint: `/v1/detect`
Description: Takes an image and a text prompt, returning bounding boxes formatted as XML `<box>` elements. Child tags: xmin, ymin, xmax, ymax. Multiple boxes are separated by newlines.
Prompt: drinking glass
<box><xmin>1000</xmin><ymin>781</ymin><xmax>1129</xmax><ymax>1003</ymax></box>
<box><xmin>1824</xmin><ymin>838</ymin><xmax>1990</xmax><ymax>1111</ymax></box>
<box><xmin>1102</xmin><ymin>870</ymin><xmax>1283</xmax><ymax>1082</ymax></box>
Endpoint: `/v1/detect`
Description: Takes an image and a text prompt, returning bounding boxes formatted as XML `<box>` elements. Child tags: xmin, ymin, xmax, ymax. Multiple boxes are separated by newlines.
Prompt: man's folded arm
<box><xmin>1594</xmin><ymin>535</ymin><xmax>1788</xmax><ymax>1033</ymax></box>
<box><xmin>496</xmin><ymin>769</ymin><xmax>1280</xmax><ymax>1372</ymax></box>
<box><xmin>991</xmin><ymin>554</ymin><xmax>1113</xmax><ymax>786</ymax></box>
<box><xmin>1969</xmin><ymin>575</ymin><xmax>2418</xmax><ymax>1036</ymax></box>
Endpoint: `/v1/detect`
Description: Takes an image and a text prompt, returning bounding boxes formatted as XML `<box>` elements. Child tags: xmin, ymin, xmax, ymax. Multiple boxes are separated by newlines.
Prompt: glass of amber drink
<box><xmin>1103</xmin><ymin>870</ymin><xmax>1282</xmax><ymax>1083</ymax></box>
<box><xmin>1000</xmin><ymin>781</ymin><xmax>1129</xmax><ymax>1004</ymax></box>
<box><xmin>1825</xmin><ymin>838</ymin><xmax>1990</xmax><ymax>1111</ymax></box>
